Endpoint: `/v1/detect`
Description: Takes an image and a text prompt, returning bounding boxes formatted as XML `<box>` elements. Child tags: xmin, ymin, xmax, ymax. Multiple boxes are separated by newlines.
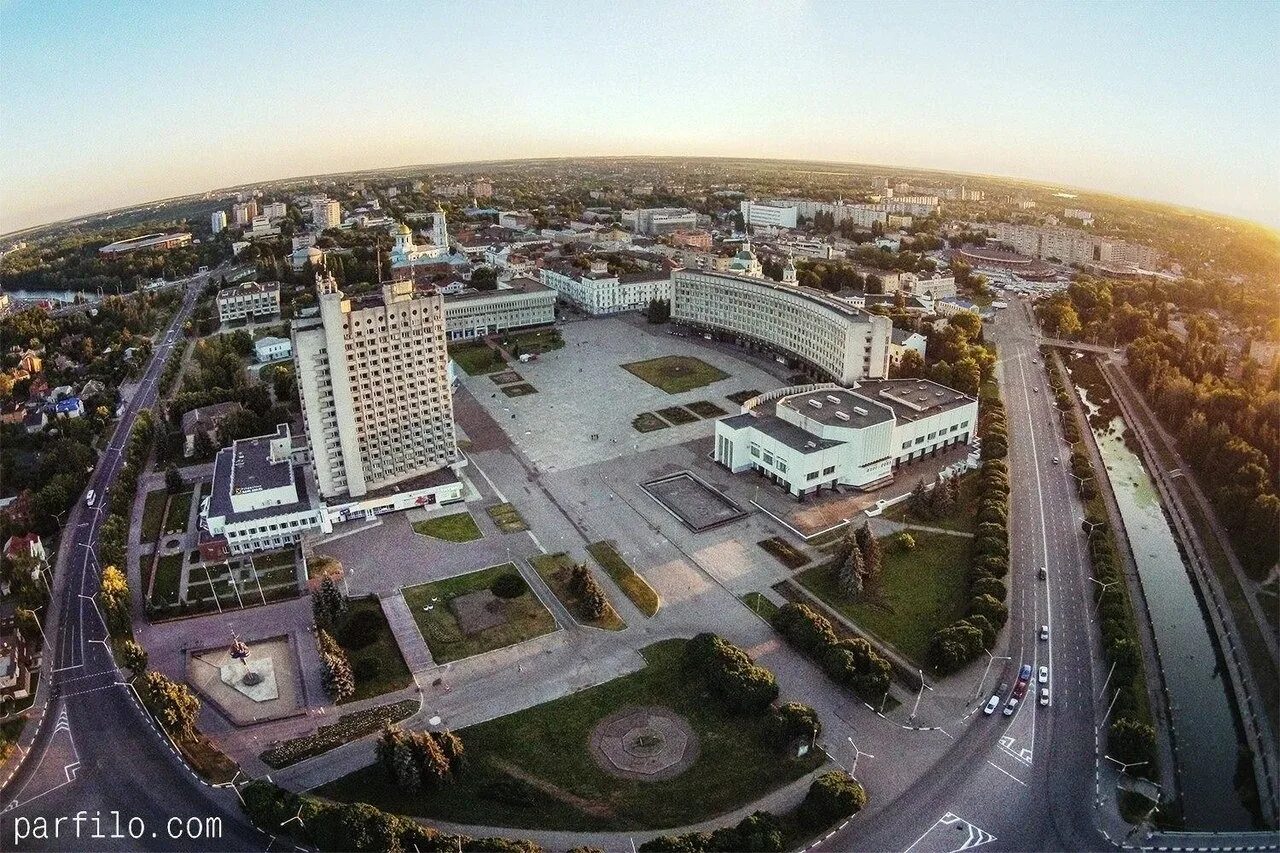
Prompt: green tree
<box><xmin>121</xmin><ymin>638</ymin><xmax>149</xmax><ymax>678</ymax></box>
<box><xmin>140</xmin><ymin>671</ymin><xmax>201</xmax><ymax>741</ymax></box>
<box><xmin>165</xmin><ymin>464</ymin><xmax>184</xmax><ymax>494</ymax></box>
<box><xmin>797</xmin><ymin>771</ymin><xmax>867</xmax><ymax>829</ymax></box>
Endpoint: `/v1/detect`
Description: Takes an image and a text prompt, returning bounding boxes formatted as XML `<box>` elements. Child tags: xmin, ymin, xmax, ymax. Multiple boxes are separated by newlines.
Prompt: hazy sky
<box><xmin>3</xmin><ymin>1</ymin><xmax>1278</xmax><ymax>233</ymax></box>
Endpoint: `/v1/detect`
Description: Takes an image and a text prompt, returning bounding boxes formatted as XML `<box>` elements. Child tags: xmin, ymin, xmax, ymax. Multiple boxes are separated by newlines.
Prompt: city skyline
<box><xmin>3</xmin><ymin>0</ymin><xmax>1278</xmax><ymax>233</ymax></box>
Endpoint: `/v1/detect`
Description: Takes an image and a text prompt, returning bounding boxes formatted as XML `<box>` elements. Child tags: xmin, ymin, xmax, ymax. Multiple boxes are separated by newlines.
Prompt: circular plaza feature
<box><xmin>589</xmin><ymin>705</ymin><xmax>699</xmax><ymax>781</ymax></box>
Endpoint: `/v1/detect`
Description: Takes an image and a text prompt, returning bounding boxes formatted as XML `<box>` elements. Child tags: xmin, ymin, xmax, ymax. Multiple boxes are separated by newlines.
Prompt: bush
<box><xmin>797</xmin><ymin>771</ymin><xmax>867</xmax><ymax>829</ymax></box>
<box><xmin>491</xmin><ymin>572</ymin><xmax>528</xmax><ymax>599</ymax></box>
<box><xmin>684</xmin><ymin>632</ymin><xmax>779</xmax><ymax>713</ymax></box>
<box><xmin>773</xmin><ymin>702</ymin><xmax>821</xmax><ymax>746</ymax></box>
<box><xmin>894</xmin><ymin>531</ymin><xmax>916</xmax><ymax>552</ymax></box>
<box><xmin>773</xmin><ymin>605</ymin><xmax>890</xmax><ymax>701</ymax></box>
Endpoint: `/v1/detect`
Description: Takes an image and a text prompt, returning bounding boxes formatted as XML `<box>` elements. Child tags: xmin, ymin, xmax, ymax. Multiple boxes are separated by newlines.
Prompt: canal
<box><xmin>1070</xmin><ymin>356</ymin><xmax>1255</xmax><ymax>831</ymax></box>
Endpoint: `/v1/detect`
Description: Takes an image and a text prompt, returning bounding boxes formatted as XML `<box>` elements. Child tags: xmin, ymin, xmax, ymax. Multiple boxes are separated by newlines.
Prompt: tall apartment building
<box><xmin>312</xmin><ymin>199</ymin><xmax>342</xmax><ymax>229</ymax></box>
<box><xmin>992</xmin><ymin>222</ymin><xmax>1159</xmax><ymax>269</ymax></box>
<box><xmin>216</xmin><ymin>281</ymin><xmax>281</xmax><ymax>323</ymax></box>
<box><xmin>262</xmin><ymin>201</ymin><xmax>288</xmax><ymax>220</ymax></box>
<box><xmin>740</xmin><ymin>200</ymin><xmax>798</xmax><ymax>229</ymax></box>
<box><xmin>232</xmin><ymin>200</ymin><xmax>259</xmax><ymax>226</ymax></box>
<box><xmin>292</xmin><ymin>272</ymin><xmax>457</xmax><ymax>501</ymax></box>
<box><xmin>670</xmin><ymin>268</ymin><xmax>892</xmax><ymax>385</ymax></box>
<box><xmin>210</xmin><ymin>210</ymin><xmax>228</xmax><ymax>234</ymax></box>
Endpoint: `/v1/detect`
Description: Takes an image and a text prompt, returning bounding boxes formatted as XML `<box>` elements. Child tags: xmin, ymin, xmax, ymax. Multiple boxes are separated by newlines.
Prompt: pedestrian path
<box><xmin>379</xmin><ymin>592</ymin><xmax>435</xmax><ymax>672</ymax></box>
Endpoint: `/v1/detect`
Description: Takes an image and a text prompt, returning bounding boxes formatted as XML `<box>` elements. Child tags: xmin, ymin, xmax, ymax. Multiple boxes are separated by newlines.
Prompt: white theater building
<box><xmin>714</xmin><ymin>379</ymin><xmax>978</xmax><ymax>497</ymax></box>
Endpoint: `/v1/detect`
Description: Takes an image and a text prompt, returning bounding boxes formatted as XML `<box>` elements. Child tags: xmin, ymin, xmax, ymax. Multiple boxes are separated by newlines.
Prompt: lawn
<box><xmin>451</xmin><ymin>342</ymin><xmax>506</xmax><ymax>375</ymax></box>
<box><xmin>621</xmin><ymin>355</ymin><xmax>729</xmax><ymax>394</ymax></box>
<box><xmin>149</xmin><ymin>552</ymin><xmax>184</xmax><ymax>609</ymax></box>
<box><xmin>587</xmin><ymin>540</ymin><xmax>660</xmax><ymax>617</ymax></box>
<box><xmin>403</xmin><ymin>564</ymin><xmax>557</xmax><ymax>664</ymax></box>
<box><xmin>486</xmin><ymin>502</ymin><xmax>529</xmax><ymax>533</ymax></box>
<box><xmin>686</xmin><ymin>400</ymin><xmax>728</xmax><ymax>418</ymax></box>
<box><xmin>740</xmin><ymin>592</ymin><xmax>780</xmax><ymax>622</ymax></box>
<box><xmin>162</xmin><ymin>491</ymin><xmax>193</xmax><ymax>536</ymax></box>
<box><xmin>757</xmin><ymin>536</ymin><xmax>810</xmax><ymax>570</ymax></box>
<box><xmin>328</xmin><ymin>597</ymin><xmax>414</xmax><ymax>703</ymax></box>
<box><xmin>315</xmin><ymin>639</ymin><xmax>825</xmax><ymax>831</ymax></box>
<box><xmin>501</xmin><ymin>383</ymin><xmax>538</xmax><ymax>397</ymax></box>
<box><xmin>631</xmin><ymin>412</ymin><xmax>670</xmax><ymax>433</ymax></box>
<box><xmin>141</xmin><ymin>489</ymin><xmax>168</xmax><ymax>544</ymax></box>
<box><xmin>726</xmin><ymin>389</ymin><xmax>762</xmax><ymax>405</ymax></box>
<box><xmin>531</xmin><ymin>553</ymin><xmax>625</xmax><ymax>631</ymax></box>
<box><xmin>502</xmin><ymin>328</ymin><xmax>564</xmax><ymax>354</ymax></box>
<box><xmin>882</xmin><ymin>471</ymin><xmax>980</xmax><ymax>534</ymax></box>
<box><xmin>655</xmin><ymin>405</ymin><xmax>698</xmax><ymax>425</ymax></box>
<box><xmin>412</xmin><ymin>511</ymin><xmax>483</xmax><ymax>543</ymax></box>
<box><xmin>796</xmin><ymin>531</ymin><xmax>969</xmax><ymax>665</ymax></box>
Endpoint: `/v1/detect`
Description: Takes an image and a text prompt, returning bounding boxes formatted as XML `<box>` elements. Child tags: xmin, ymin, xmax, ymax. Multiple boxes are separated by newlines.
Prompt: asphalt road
<box><xmin>0</xmin><ymin>270</ymin><xmax>271</xmax><ymax>852</ymax></box>
<box><xmin>818</xmin><ymin>301</ymin><xmax>1111</xmax><ymax>853</ymax></box>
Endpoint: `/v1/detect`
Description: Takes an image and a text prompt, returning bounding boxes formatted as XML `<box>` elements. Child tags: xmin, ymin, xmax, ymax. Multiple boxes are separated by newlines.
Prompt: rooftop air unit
<box><xmin>826</xmin><ymin>394</ymin><xmax>841</xmax><ymax>403</ymax></box>
<box><xmin>835</xmin><ymin>411</ymin><xmax>850</xmax><ymax>421</ymax></box>
<box><xmin>808</xmin><ymin>399</ymin><xmax>823</xmax><ymax>409</ymax></box>
<box><xmin>853</xmin><ymin>406</ymin><xmax>869</xmax><ymax>416</ymax></box>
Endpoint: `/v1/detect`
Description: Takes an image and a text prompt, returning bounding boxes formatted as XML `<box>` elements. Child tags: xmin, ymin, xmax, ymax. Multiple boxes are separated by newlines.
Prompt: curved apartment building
<box><xmin>670</xmin><ymin>268</ymin><xmax>891</xmax><ymax>384</ymax></box>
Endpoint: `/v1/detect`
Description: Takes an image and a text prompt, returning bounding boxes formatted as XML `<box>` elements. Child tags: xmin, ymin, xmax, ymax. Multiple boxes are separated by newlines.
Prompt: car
<box><xmin>1038</xmin><ymin>665</ymin><xmax>1049</xmax><ymax>684</ymax></box>
<box><xmin>998</xmin><ymin>681</ymin><xmax>1009</xmax><ymax>697</ymax></box>
<box><xmin>85</xmin><ymin>489</ymin><xmax>96</xmax><ymax>508</ymax></box>
<box><xmin>1052</xmin><ymin>456</ymin><xmax>1060</xmax><ymax>465</ymax></box>
<box><xmin>984</xmin><ymin>695</ymin><xmax>1001</xmax><ymax>715</ymax></box>
<box><xmin>1039</xmin><ymin>566</ymin><xmax>1047</xmax><ymax>580</ymax></box>
<box><xmin>1018</xmin><ymin>663</ymin><xmax>1032</xmax><ymax>682</ymax></box>
<box><xmin>1040</xmin><ymin>625</ymin><xmax>1049</xmax><ymax>641</ymax></box>
<box><xmin>1003</xmin><ymin>697</ymin><xmax>1019</xmax><ymax>716</ymax></box>
<box><xmin>1032</xmin><ymin>387</ymin><xmax>1039</xmax><ymax>393</ymax></box>
<box><xmin>1039</xmin><ymin>687</ymin><xmax>1050</xmax><ymax>706</ymax></box>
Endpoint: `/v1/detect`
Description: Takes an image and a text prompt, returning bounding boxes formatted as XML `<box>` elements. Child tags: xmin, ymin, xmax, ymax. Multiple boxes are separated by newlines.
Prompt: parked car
<box><xmin>1003</xmin><ymin>697</ymin><xmax>1019</xmax><ymax>716</ymax></box>
<box><xmin>1039</xmin><ymin>687</ymin><xmax>1050</xmax><ymax>706</ymax></box>
<box><xmin>1040</xmin><ymin>625</ymin><xmax>1049</xmax><ymax>641</ymax></box>
<box><xmin>85</xmin><ymin>489</ymin><xmax>96</xmax><ymax>508</ymax></box>
<box><xmin>1039</xmin><ymin>566</ymin><xmax>1048</xmax><ymax>580</ymax></box>
<box><xmin>984</xmin><ymin>695</ymin><xmax>1001</xmax><ymax>715</ymax></box>
<box><xmin>1038</xmin><ymin>665</ymin><xmax>1049</xmax><ymax>684</ymax></box>
<box><xmin>1052</xmin><ymin>456</ymin><xmax>1060</xmax><ymax>465</ymax></box>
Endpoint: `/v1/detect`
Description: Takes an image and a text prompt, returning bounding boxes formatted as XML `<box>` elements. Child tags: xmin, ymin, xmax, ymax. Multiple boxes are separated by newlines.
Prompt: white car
<box><xmin>85</xmin><ymin>489</ymin><xmax>96</xmax><ymax>508</ymax></box>
<box><xmin>1032</xmin><ymin>387</ymin><xmax>1039</xmax><ymax>393</ymax></box>
<box><xmin>983</xmin><ymin>694</ymin><xmax>1001</xmax><ymax>715</ymax></box>
<box><xmin>1003</xmin><ymin>697</ymin><xmax>1019</xmax><ymax>717</ymax></box>
<box><xmin>1039</xmin><ymin>687</ymin><xmax>1050</xmax><ymax>706</ymax></box>
<box><xmin>1052</xmin><ymin>456</ymin><xmax>1060</xmax><ymax>465</ymax></box>
<box><xmin>1038</xmin><ymin>665</ymin><xmax>1049</xmax><ymax>684</ymax></box>
<box><xmin>1040</xmin><ymin>625</ymin><xmax>1049</xmax><ymax>641</ymax></box>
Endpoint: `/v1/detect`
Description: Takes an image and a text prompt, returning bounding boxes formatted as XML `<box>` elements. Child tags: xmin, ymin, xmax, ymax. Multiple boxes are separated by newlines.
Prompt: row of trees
<box><xmin>772</xmin><ymin>603</ymin><xmax>891</xmax><ymax>701</ymax></box>
<box><xmin>98</xmin><ymin>410</ymin><xmax>156</xmax><ymax>568</ymax></box>
<box><xmin>907</xmin><ymin>473</ymin><xmax>962</xmax><ymax>521</ymax></box>
<box><xmin>892</xmin><ymin>310</ymin><xmax>993</xmax><ymax>398</ymax></box>
<box><xmin>928</xmin><ymin>459</ymin><xmax>1010</xmax><ymax>673</ymax></box>
<box><xmin>375</xmin><ymin>726</ymin><xmax>465</xmax><ymax>792</ymax></box>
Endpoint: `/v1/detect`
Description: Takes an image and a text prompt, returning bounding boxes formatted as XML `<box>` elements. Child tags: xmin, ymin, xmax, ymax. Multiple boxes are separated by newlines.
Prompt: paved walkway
<box><xmin>379</xmin><ymin>592</ymin><xmax>435</xmax><ymax>673</ymax></box>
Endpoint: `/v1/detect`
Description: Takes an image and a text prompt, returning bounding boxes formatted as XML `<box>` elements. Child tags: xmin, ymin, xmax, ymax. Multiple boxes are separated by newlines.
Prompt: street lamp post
<box><xmin>909</xmin><ymin>669</ymin><xmax>926</xmax><ymax>722</ymax></box>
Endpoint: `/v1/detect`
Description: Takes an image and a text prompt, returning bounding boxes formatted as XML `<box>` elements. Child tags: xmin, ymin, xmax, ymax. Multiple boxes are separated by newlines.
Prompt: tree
<box><xmin>797</xmin><ymin>771</ymin><xmax>867</xmax><ymax>829</ymax></box>
<box><xmin>908</xmin><ymin>478</ymin><xmax>930</xmax><ymax>517</ymax></box>
<box><xmin>895</xmin><ymin>531</ymin><xmax>916</xmax><ymax>552</ymax></box>
<box><xmin>852</xmin><ymin>522</ymin><xmax>881</xmax><ymax>583</ymax></box>
<box><xmin>470</xmin><ymin>266</ymin><xmax>497</xmax><ymax>291</ymax></box>
<box><xmin>773</xmin><ymin>702</ymin><xmax>821</xmax><ymax>746</ymax></box>
<box><xmin>1109</xmin><ymin>717</ymin><xmax>1157</xmax><ymax>767</ymax></box>
<box><xmin>100</xmin><ymin>565</ymin><xmax>130</xmax><ymax>635</ymax></box>
<box><xmin>314</xmin><ymin>576</ymin><xmax>346</xmax><ymax>626</ymax></box>
<box><xmin>491</xmin><ymin>572</ymin><xmax>528</xmax><ymax>599</ymax></box>
<box><xmin>121</xmin><ymin>638</ymin><xmax>148</xmax><ymax>678</ymax></box>
<box><xmin>646</xmin><ymin>298</ymin><xmax>671</xmax><ymax>324</ymax></box>
<box><xmin>318</xmin><ymin>628</ymin><xmax>355</xmax><ymax>701</ymax></box>
<box><xmin>140</xmin><ymin>671</ymin><xmax>201</xmax><ymax>741</ymax></box>
<box><xmin>836</xmin><ymin>542</ymin><xmax>864</xmax><ymax>598</ymax></box>
<box><xmin>164</xmin><ymin>464</ymin><xmax>184</xmax><ymax>494</ymax></box>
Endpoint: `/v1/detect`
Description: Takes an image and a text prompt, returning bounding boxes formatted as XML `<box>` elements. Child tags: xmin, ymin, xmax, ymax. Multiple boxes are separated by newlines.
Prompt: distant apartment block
<box><xmin>216</xmin><ymin>281</ymin><xmax>281</xmax><ymax>323</ymax></box>
<box><xmin>232</xmin><ymin>200</ymin><xmax>259</xmax><ymax>226</ymax></box>
<box><xmin>98</xmin><ymin>232</ymin><xmax>193</xmax><ymax>257</ymax></box>
<box><xmin>740</xmin><ymin>200</ymin><xmax>798</xmax><ymax>229</ymax></box>
<box><xmin>991</xmin><ymin>222</ymin><xmax>1159</xmax><ymax>269</ymax></box>
<box><xmin>497</xmin><ymin>210</ymin><xmax>536</xmax><ymax>231</ymax></box>
<box><xmin>292</xmin><ymin>272</ymin><xmax>458</xmax><ymax>502</ymax></box>
<box><xmin>262</xmin><ymin>201</ymin><xmax>288</xmax><ymax>220</ymax></box>
<box><xmin>210</xmin><ymin>210</ymin><xmax>228</xmax><ymax>234</ymax></box>
<box><xmin>472</xmin><ymin>180</ymin><xmax>494</xmax><ymax>198</ymax></box>
<box><xmin>621</xmin><ymin>207</ymin><xmax>698</xmax><ymax>236</ymax></box>
<box><xmin>442</xmin><ymin>276</ymin><xmax>557</xmax><ymax>340</ymax></box>
<box><xmin>539</xmin><ymin>261</ymin><xmax>672</xmax><ymax>315</ymax></box>
<box><xmin>312</xmin><ymin>199</ymin><xmax>342</xmax><ymax>229</ymax></box>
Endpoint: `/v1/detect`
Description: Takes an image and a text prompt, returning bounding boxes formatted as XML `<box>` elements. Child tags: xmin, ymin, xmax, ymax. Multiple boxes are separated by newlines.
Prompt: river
<box><xmin>1070</xmin><ymin>356</ymin><xmax>1254</xmax><ymax>830</ymax></box>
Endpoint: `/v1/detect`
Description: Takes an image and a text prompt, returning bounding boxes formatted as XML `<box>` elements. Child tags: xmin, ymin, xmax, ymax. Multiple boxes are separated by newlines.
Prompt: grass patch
<box><xmin>331</xmin><ymin>597</ymin><xmax>414</xmax><ymax>703</ymax></box>
<box><xmin>531</xmin><ymin>553</ymin><xmax>625</xmax><ymax>631</ymax></box>
<box><xmin>726</xmin><ymin>389</ymin><xmax>762</xmax><ymax>406</ymax></box>
<box><xmin>485</xmin><ymin>502</ymin><xmax>528</xmax><ymax>533</ymax></box>
<box><xmin>150</xmin><ymin>552</ymin><xmax>184</xmax><ymax>608</ymax></box>
<box><xmin>621</xmin><ymin>355</ymin><xmax>729</xmax><ymax>394</ymax></box>
<box><xmin>412</xmin><ymin>511</ymin><xmax>483</xmax><ymax>543</ymax></box>
<box><xmin>757</xmin><ymin>536</ymin><xmax>810</xmax><ymax>570</ymax></box>
<box><xmin>501</xmin><ymin>383</ymin><xmax>538</xmax><ymax>397</ymax></box>
<box><xmin>261</xmin><ymin>699</ymin><xmax>419</xmax><ymax>769</ymax></box>
<box><xmin>141</xmin><ymin>490</ymin><xmax>168</xmax><ymax>544</ymax></box>
<box><xmin>315</xmin><ymin>639</ymin><xmax>825</xmax><ymax>831</ymax></box>
<box><xmin>740</xmin><ymin>592</ymin><xmax>779</xmax><ymax>622</ymax></box>
<box><xmin>403</xmin><ymin>564</ymin><xmax>557</xmax><ymax>664</ymax></box>
<box><xmin>162</xmin><ymin>491</ymin><xmax>193</xmax><ymax>535</ymax></box>
<box><xmin>655</xmin><ymin>405</ymin><xmax>698</xmax><ymax>425</ymax></box>
<box><xmin>501</xmin><ymin>328</ymin><xmax>564</xmax><ymax>354</ymax></box>
<box><xmin>796</xmin><ymin>532</ymin><xmax>969</xmax><ymax>666</ymax></box>
<box><xmin>881</xmin><ymin>472</ymin><xmax>980</xmax><ymax>534</ymax></box>
<box><xmin>686</xmin><ymin>400</ymin><xmax>727</xmax><ymax>418</ymax></box>
<box><xmin>587</xmin><ymin>541</ymin><xmax>659</xmax><ymax>617</ymax></box>
<box><xmin>451</xmin><ymin>342</ymin><xmax>507</xmax><ymax>375</ymax></box>
<box><xmin>631</xmin><ymin>412</ymin><xmax>670</xmax><ymax>433</ymax></box>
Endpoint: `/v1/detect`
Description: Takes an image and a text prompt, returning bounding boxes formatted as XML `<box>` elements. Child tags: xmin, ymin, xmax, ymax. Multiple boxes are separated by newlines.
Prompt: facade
<box><xmin>740</xmin><ymin>200</ymin><xmax>798</xmax><ymax>229</ymax></box>
<box><xmin>292</xmin><ymin>272</ymin><xmax>457</xmax><ymax>500</ymax></box>
<box><xmin>713</xmin><ymin>379</ymin><xmax>977</xmax><ymax>497</ymax></box>
<box><xmin>262</xmin><ymin>201</ymin><xmax>288</xmax><ymax>220</ymax></box>
<box><xmin>254</xmin><ymin>335</ymin><xmax>292</xmax><ymax>363</ymax></box>
<box><xmin>443</xmin><ymin>277</ymin><xmax>556</xmax><ymax>340</ymax></box>
<box><xmin>991</xmin><ymin>222</ymin><xmax>1159</xmax><ymax>269</ymax></box>
<box><xmin>670</xmin><ymin>268</ymin><xmax>892</xmax><ymax>384</ymax></box>
<box><xmin>98</xmin><ymin>232</ymin><xmax>193</xmax><ymax>257</ymax></box>
<box><xmin>199</xmin><ymin>424</ymin><xmax>324</xmax><ymax>556</ymax></box>
<box><xmin>621</xmin><ymin>207</ymin><xmax>698</xmax><ymax>236</ymax></box>
<box><xmin>231</xmin><ymin>200</ymin><xmax>258</xmax><ymax>226</ymax></box>
<box><xmin>210</xmin><ymin>211</ymin><xmax>228</xmax><ymax>234</ymax></box>
<box><xmin>890</xmin><ymin>329</ymin><xmax>928</xmax><ymax>364</ymax></box>
<box><xmin>670</xmin><ymin>230</ymin><xmax>712</xmax><ymax>251</ymax></box>
<box><xmin>497</xmin><ymin>210</ymin><xmax>536</xmax><ymax>231</ymax></box>
<box><xmin>216</xmin><ymin>281</ymin><xmax>281</xmax><ymax>323</ymax></box>
<box><xmin>900</xmin><ymin>272</ymin><xmax>957</xmax><ymax>300</ymax></box>
<box><xmin>539</xmin><ymin>262</ymin><xmax>671</xmax><ymax>315</ymax></box>
<box><xmin>312</xmin><ymin>199</ymin><xmax>342</xmax><ymax>229</ymax></box>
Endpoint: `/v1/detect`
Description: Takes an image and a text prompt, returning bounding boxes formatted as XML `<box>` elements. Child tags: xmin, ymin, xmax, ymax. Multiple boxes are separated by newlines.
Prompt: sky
<box><xmin>2</xmin><ymin>0</ymin><xmax>1278</xmax><ymax>233</ymax></box>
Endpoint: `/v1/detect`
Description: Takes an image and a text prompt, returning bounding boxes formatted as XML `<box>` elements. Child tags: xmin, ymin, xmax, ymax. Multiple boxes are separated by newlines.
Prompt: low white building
<box><xmin>539</xmin><ymin>262</ymin><xmax>671</xmax><ymax>315</ymax></box>
<box><xmin>199</xmin><ymin>425</ymin><xmax>324</xmax><ymax>556</ymax></box>
<box><xmin>890</xmin><ymin>329</ymin><xmax>928</xmax><ymax>364</ymax></box>
<box><xmin>901</xmin><ymin>272</ymin><xmax>956</xmax><ymax>300</ymax></box>
<box><xmin>443</xmin><ymin>277</ymin><xmax>557</xmax><ymax>340</ymax></box>
<box><xmin>217</xmin><ymin>281</ymin><xmax>281</xmax><ymax>323</ymax></box>
<box><xmin>713</xmin><ymin>379</ymin><xmax>978</xmax><ymax>497</ymax></box>
<box><xmin>254</xmin><ymin>335</ymin><xmax>292</xmax><ymax>363</ymax></box>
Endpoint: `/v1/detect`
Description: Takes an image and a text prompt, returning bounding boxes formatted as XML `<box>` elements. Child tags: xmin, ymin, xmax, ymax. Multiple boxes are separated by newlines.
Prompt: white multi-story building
<box><xmin>741</xmin><ymin>200</ymin><xmax>798</xmax><ymax>229</ymax></box>
<box><xmin>199</xmin><ymin>424</ymin><xmax>324</xmax><ymax>556</ymax></box>
<box><xmin>254</xmin><ymin>335</ymin><xmax>292</xmax><ymax>363</ymax></box>
<box><xmin>539</xmin><ymin>261</ymin><xmax>671</xmax><ymax>315</ymax></box>
<box><xmin>292</xmin><ymin>272</ymin><xmax>458</xmax><ymax>502</ymax></box>
<box><xmin>216</xmin><ymin>281</ymin><xmax>281</xmax><ymax>323</ymax></box>
<box><xmin>210</xmin><ymin>210</ymin><xmax>227</xmax><ymax>234</ymax></box>
<box><xmin>312</xmin><ymin>199</ymin><xmax>342</xmax><ymax>230</ymax></box>
<box><xmin>498</xmin><ymin>210</ymin><xmax>537</xmax><ymax>231</ymax></box>
<box><xmin>442</xmin><ymin>277</ymin><xmax>557</xmax><ymax>340</ymax></box>
<box><xmin>263</xmin><ymin>201</ymin><xmax>288</xmax><ymax>221</ymax></box>
<box><xmin>621</xmin><ymin>207</ymin><xmax>698</xmax><ymax>236</ymax></box>
<box><xmin>1063</xmin><ymin>208</ymin><xmax>1094</xmax><ymax>224</ymax></box>
<box><xmin>900</xmin><ymin>272</ymin><xmax>957</xmax><ymax>300</ymax></box>
<box><xmin>713</xmin><ymin>379</ymin><xmax>977</xmax><ymax>496</ymax></box>
<box><xmin>991</xmin><ymin>222</ymin><xmax>1159</xmax><ymax>269</ymax></box>
<box><xmin>670</xmin><ymin>268</ymin><xmax>892</xmax><ymax>384</ymax></box>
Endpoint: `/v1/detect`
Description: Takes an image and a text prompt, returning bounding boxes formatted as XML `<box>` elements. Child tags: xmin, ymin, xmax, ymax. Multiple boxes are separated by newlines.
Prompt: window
<box><xmin>762</xmin><ymin>451</ymin><xmax>774</xmax><ymax>465</ymax></box>
<box><xmin>823</xmin><ymin>465</ymin><xmax>835</xmax><ymax>475</ymax></box>
<box><xmin>776</xmin><ymin>460</ymin><xmax>788</xmax><ymax>474</ymax></box>
<box><xmin>806</xmin><ymin>471</ymin><xmax>819</xmax><ymax>481</ymax></box>
<box><xmin>902</xmin><ymin>441</ymin><xmax>911</xmax><ymax>449</ymax></box>
<box><xmin>915</xmin><ymin>437</ymin><xmax>924</xmax><ymax>445</ymax></box>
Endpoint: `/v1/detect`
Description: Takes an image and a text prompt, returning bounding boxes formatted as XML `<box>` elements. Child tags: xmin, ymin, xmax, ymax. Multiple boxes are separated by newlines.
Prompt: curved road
<box><xmin>0</xmin><ymin>271</ymin><xmax>269</xmax><ymax>852</ymax></box>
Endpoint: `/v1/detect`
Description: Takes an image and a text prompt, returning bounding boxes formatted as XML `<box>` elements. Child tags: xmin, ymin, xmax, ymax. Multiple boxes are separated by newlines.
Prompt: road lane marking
<box><xmin>986</xmin><ymin>759</ymin><xmax>1028</xmax><ymax>786</ymax></box>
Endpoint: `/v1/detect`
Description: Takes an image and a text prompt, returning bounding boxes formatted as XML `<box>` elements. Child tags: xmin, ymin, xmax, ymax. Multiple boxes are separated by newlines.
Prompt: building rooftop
<box><xmin>856</xmin><ymin>379</ymin><xmax>976</xmax><ymax>423</ymax></box>
<box><xmin>180</xmin><ymin>401</ymin><xmax>243</xmax><ymax>436</ymax></box>
<box><xmin>442</xmin><ymin>276</ymin><xmax>551</xmax><ymax>303</ymax></box>
<box><xmin>229</xmin><ymin>433</ymin><xmax>294</xmax><ymax>495</ymax></box>
<box><xmin>720</xmin><ymin>412</ymin><xmax>844</xmax><ymax>454</ymax></box>
<box><xmin>218</xmin><ymin>280</ymin><xmax>281</xmax><ymax>298</ymax></box>
<box><xmin>207</xmin><ymin>432</ymin><xmax>314</xmax><ymax>525</ymax></box>
<box><xmin>779</xmin><ymin>388</ymin><xmax>895</xmax><ymax>428</ymax></box>
<box><xmin>677</xmin><ymin>268</ymin><xmax>877</xmax><ymax>323</ymax></box>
